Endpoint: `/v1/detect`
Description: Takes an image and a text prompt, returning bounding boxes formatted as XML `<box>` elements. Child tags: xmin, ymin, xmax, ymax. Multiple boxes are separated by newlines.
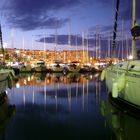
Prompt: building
<box><xmin>4</xmin><ymin>48</ymin><xmax>90</xmax><ymax>64</ymax></box>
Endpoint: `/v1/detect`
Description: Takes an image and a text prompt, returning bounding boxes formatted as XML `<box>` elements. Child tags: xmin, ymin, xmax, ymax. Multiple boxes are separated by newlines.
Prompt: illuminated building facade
<box><xmin>4</xmin><ymin>48</ymin><xmax>90</xmax><ymax>64</ymax></box>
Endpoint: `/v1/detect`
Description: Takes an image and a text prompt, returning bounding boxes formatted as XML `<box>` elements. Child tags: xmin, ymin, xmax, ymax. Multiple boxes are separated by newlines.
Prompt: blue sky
<box><xmin>0</xmin><ymin>0</ymin><xmax>140</xmax><ymax>51</ymax></box>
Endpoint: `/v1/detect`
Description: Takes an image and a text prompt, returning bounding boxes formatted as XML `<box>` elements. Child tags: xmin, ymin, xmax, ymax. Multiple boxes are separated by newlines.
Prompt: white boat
<box><xmin>103</xmin><ymin>60</ymin><xmax>140</xmax><ymax>106</ymax></box>
<box><xmin>11</xmin><ymin>62</ymin><xmax>32</xmax><ymax>73</ymax></box>
<box><xmin>20</xmin><ymin>64</ymin><xmax>32</xmax><ymax>72</ymax></box>
<box><xmin>0</xmin><ymin>74</ymin><xmax>9</xmax><ymax>93</ymax></box>
<box><xmin>67</xmin><ymin>61</ymin><xmax>81</xmax><ymax>73</ymax></box>
<box><xmin>49</xmin><ymin>62</ymin><xmax>69</xmax><ymax>74</ymax></box>
<box><xmin>0</xmin><ymin>69</ymin><xmax>15</xmax><ymax>88</ymax></box>
<box><xmin>0</xmin><ymin>69</ymin><xmax>11</xmax><ymax>82</ymax></box>
<box><xmin>101</xmin><ymin>0</ymin><xmax>140</xmax><ymax>108</ymax></box>
<box><xmin>32</xmin><ymin>60</ymin><xmax>47</xmax><ymax>72</ymax></box>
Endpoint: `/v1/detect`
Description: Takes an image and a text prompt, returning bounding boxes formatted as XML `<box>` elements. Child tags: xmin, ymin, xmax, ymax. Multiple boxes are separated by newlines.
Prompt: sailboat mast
<box><xmin>31</xmin><ymin>35</ymin><xmax>34</xmax><ymax>60</ymax></box>
<box><xmin>132</xmin><ymin>0</ymin><xmax>137</xmax><ymax>59</ymax></box>
<box><xmin>75</xmin><ymin>35</ymin><xmax>78</xmax><ymax>61</ymax></box>
<box><xmin>98</xmin><ymin>33</ymin><xmax>101</xmax><ymax>59</ymax></box>
<box><xmin>112</xmin><ymin>0</ymin><xmax>120</xmax><ymax>58</ymax></box>
<box><xmin>82</xmin><ymin>31</ymin><xmax>85</xmax><ymax>63</ymax></box>
<box><xmin>0</xmin><ymin>23</ymin><xmax>5</xmax><ymax>63</ymax></box>
<box><xmin>68</xmin><ymin>19</ymin><xmax>71</xmax><ymax>62</ymax></box>
<box><xmin>126</xmin><ymin>34</ymin><xmax>128</xmax><ymax>60</ymax></box>
<box><xmin>121</xmin><ymin>20</ymin><xmax>124</xmax><ymax>60</ymax></box>
<box><xmin>86</xmin><ymin>31</ymin><xmax>89</xmax><ymax>63</ymax></box>
<box><xmin>55</xmin><ymin>23</ymin><xmax>58</xmax><ymax>61</ymax></box>
<box><xmin>95</xmin><ymin>27</ymin><xmax>98</xmax><ymax>59</ymax></box>
<box><xmin>108</xmin><ymin>33</ymin><xmax>111</xmax><ymax>57</ymax></box>
<box><xmin>43</xmin><ymin>34</ymin><xmax>46</xmax><ymax>62</ymax></box>
<box><xmin>22</xmin><ymin>35</ymin><xmax>25</xmax><ymax>63</ymax></box>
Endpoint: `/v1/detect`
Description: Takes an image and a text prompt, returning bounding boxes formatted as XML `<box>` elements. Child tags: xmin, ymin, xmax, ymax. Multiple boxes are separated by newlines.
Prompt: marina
<box><xmin>0</xmin><ymin>0</ymin><xmax>140</xmax><ymax>139</ymax></box>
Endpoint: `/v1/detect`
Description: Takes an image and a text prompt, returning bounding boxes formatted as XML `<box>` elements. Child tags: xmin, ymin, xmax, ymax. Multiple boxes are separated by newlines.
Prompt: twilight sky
<box><xmin>0</xmin><ymin>0</ymin><xmax>140</xmax><ymax>52</ymax></box>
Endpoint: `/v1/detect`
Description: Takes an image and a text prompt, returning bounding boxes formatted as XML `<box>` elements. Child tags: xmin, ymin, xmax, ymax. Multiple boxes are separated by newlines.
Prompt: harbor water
<box><xmin>1</xmin><ymin>73</ymin><xmax>140</xmax><ymax>140</ymax></box>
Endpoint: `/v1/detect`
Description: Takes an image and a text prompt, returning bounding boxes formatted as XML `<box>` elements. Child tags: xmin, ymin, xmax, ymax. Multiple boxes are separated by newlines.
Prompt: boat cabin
<box><xmin>36</xmin><ymin>60</ymin><xmax>45</xmax><ymax>65</ymax></box>
<box><xmin>131</xmin><ymin>25</ymin><xmax>140</xmax><ymax>39</ymax></box>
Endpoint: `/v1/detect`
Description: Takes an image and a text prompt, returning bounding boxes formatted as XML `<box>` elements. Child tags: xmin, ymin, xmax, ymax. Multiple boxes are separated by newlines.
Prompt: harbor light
<box><xmin>16</xmin><ymin>83</ymin><xmax>20</xmax><ymax>88</ymax></box>
<box><xmin>24</xmin><ymin>79</ymin><xmax>27</xmax><ymax>85</ymax></box>
<box><xmin>27</xmin><ymin>76</ymin><xmax>31</xmax><ymax>82</ymax></box>
<box><xmin>68</xmin><ymin>60</ymin><xmax>71</xmax><ymax>63</ymax></box>
<box><xmin>128</xmin><ymin>55</ymin><xmax>133</xmax><ymax>60</ymax></box>
<box><xmin>15</xmin><ymin>50</ymin><xmax>19</xmax><ymax>54</ymax></box>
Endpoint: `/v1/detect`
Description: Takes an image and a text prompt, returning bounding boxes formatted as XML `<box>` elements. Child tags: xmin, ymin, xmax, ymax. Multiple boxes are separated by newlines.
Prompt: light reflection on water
<box><xmin>9</xmin><ymin>73</ymin><xmax>102</xmax><ymax>110</ymax></box>
<box><xmin>0</xmin><ymin>73</ymin><xmax>139</xmax><ymax>140</ymax></box>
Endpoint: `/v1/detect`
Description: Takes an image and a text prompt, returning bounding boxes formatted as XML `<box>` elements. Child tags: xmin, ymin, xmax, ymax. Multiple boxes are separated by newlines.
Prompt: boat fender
<box><xmin>112</xmin><ymin>82</ymin><xmax>118</xmax><ymax>98</ymax></box>
<box><xmin>100</xmin><ymin>69</ymin><xmax>106</xmax><ymax>81</ymax></box>
<box><xmin>117</xmin><ymin>73</ymin><xmax>125</xmax><ymax>92</ymax></box>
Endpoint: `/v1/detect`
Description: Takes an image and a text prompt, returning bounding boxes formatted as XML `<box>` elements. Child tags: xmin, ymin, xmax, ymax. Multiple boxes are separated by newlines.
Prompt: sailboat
<box><xmin>0</xmin><ymin>23</ymin><xmax>15</xmax><ymax>87</ymax></box>
<box><xmin>101</xmin><ymin>0</ymin><xmax>140</xmax><ymax>109</ymax></box>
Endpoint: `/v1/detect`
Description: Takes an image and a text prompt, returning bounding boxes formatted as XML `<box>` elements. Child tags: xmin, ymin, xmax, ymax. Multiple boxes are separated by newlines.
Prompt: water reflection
<box><xmin>100</xmin><ymin>97</ymin><xmax>140</xmax><ymax>140</ymax></box>
<box><xmin>0</xmin><ymin>92</ymin><xmax>15</xmax><ymax>140</ymax></box>
<box><xmin>12</xmin><ymin>73</ymin><xmax>101</xmax><ymax>113</ymax></box>
<box><xmin>15</xmin><ymin>73</ymin><xmax>97</xmax><ymax>86</ymax></box>
<box><xmin>5</xmin><ymin>73</ymin><xmax>115</xmax><ymax>140</ymax></box>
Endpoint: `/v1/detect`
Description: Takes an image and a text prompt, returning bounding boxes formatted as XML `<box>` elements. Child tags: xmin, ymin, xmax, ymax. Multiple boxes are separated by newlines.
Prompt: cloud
<box><xmin>3</xmin><ymin>0</ymin><xmax>81</xmax><ymax>30</ymax></box>
<box><xmin>37</xmin><ymin>33</ymin><xmax>108</xmax><ymax>54</ymax></box>
<box><xmin>89</xmin><ymin>25</ymin><xmax>113</xmax><ymax>33</ymax></box>
<box><xmin>6</xmin><ymin>15</ymin><xmax>69</xmax><ymax>30</ymax></box>
<box><xmin>2</xmin><ymin>0</ymin><xmax>140</xmax><ymax>32</ymax></box>
<box><xmin>37</xmin><ymin>34</ymin><xmax>96</xmax><ymax>46</ymax></box>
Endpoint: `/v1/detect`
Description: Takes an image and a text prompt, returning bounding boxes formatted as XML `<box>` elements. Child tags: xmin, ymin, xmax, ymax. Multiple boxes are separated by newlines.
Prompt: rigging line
<box><xmin>112</xmin><ymin>0</ymin><xmax>120</xmax><ymax>58</ymax></box>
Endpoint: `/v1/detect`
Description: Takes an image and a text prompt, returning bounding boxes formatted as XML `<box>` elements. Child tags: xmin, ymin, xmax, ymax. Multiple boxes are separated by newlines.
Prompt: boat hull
<box><xmin>0</xmin><ymin>69</ymin><xmax>15</xmax><ymax>90</ymax></box>
<box><xmin>105</xmin><ymin>61</ymin><xmax>140</xmax><ymax>107</ymax></box>
<box><xmin>32</xmin><ymin>65</ymin><xmax>47</xmax><ymax>73</ymax></box>
<box><xmin>0</xmin><ymin>70</ymin><xmax>12</xmax><ymax>82</ymax></box>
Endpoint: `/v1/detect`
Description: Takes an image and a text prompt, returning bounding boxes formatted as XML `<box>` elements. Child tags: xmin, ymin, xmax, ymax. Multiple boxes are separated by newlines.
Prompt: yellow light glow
<box><xmin>31</xmin><ymin>64</ymin><xmax>35</xmax><ymax>67</ymax></box>
<box><xmin>128</xmin><ymin>55</ymin><xmax>133</xmax><ymax>60</ymax></box>
<box><xmin>16</xmin><ymin>50</ymin><xmax>19</xmax><ymax>54</ymax></box>
<box><xmin>27</xmin><ymin>76</ymin><xmax>31</xmax><ymax>82</ymax></box>
<box><xmin>24</xmin><ymin>79</ymin><xmax>27</xmax><ymax>85</ymax></box>
<box><xmin>16</xmin><ymin>83</ymin><xmax>20</xmax><ymax>88</ymax></box>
